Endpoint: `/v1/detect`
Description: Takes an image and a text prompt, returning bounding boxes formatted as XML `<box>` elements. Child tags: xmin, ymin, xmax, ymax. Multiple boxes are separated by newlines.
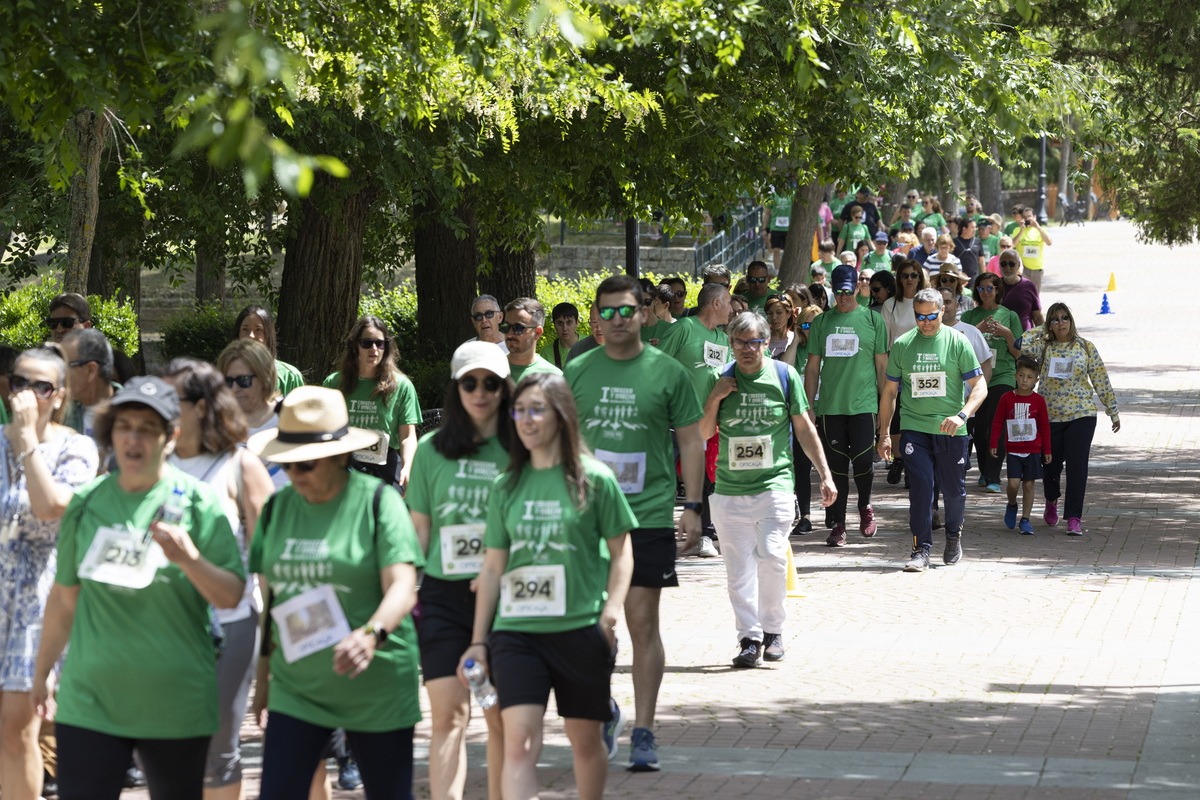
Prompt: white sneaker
<box><xmin>697</xmin><ymin>536</ymin><xmax>719</xmax><ymax>558</ymax></box>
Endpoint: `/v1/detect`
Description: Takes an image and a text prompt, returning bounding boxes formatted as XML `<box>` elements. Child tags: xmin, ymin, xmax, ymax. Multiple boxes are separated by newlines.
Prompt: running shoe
<box><xmin>943</xmin><ymin>535</ymin><xmax>962</xmax><ymax>565</ymax></box>
<box><xmin>1066</xmin><ymin>518</ymin><xmax>1083</xmax><ymax>536</ymax></box>
<box><xmin>931</xmin><ymin>510</ymin><xmax>942</xmax><ymax>530</ymax></box>
<box><xmin>791</xmin><ymin>517</ymin><xmax>812</xmax><ymax>536</ymax></box>
<box><xmin>696</xmin><ymin>535</ymin><xmax>719</xmax><ymax>558</ymax></box>
<box><xmin>887</xmin><ymin>458</ymin><xmax>904</xmax><ymax>485</ymax></box>
<box><xmin>628</xmin><ymin>727</ymin><xmax>660</xmax><ymax>772</ymax></box>
<box><xmin>859</xmin><ymin>505</ymin><xmax>877</xmax><ymax>537</ymax></box>
<box><xmin>978</xmin><ymin>475</ymin><xmax>988</xmax><ymax>487</ymax></box>
<box><xmin>825</xmin><ymin>522</ymin><xmax>847</xmax><ymax>547</ymax></box>
<box><xmin>603</xmin><ymin>697</ymin><xmax>627</xmax><ymax>761</ymax></box>
<box><xmin>986</xmin><ymin>483</ymin><xmax>1003</xmax><ymax>494</ymax></box>
<box><xmin>904</xmin><ymin>548</ymin><xmax>930</xmax><ymax>572</ymax></box>
<box><xmin>1004</xmin><ymin>503</ymin><xmax>1018</xmax><ymax>529</ymax></box>
<box><xmin>732</xmin><ymin>637</ymin><xmax>762</xmax><ymax>668</ymax></box>
<box><xmin>762</xmin><ymin>632</ymin><xmax>785</xmax><ymax>662</ymax></box>
<box><xmin>1019</xmin><ymin>518</ymin><xmax>1034</xmax><ymax>535</ymax></box>
<box><xmin>1044</xmin><ymin>500</ymin><xmax>1059</xmax><ymax>527</ymax></box>
<box><xmin>337</xmin><ymin>757</ymin><xmax>363</xmax><ymax>790</ymax></box>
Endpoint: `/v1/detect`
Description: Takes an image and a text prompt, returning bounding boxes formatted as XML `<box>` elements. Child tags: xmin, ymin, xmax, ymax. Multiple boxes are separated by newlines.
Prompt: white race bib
<box><xmin>1048</xmin><ymin>357</ymin><xmax>1074</xmax><ymax>379</ymax></box>
<box><xmin>500</xmin><ymin>564</ymin><xmax>566</xmax><ymax>618</ymax></box>
<box><xmin>989</xmin><ymin>347</ymin><xmax>999</xmax><ymax>365</ymax></box>
<box><xmin>440</xmin><ymin>523</ymin><xmax>486</xmax><ymax>576</ymax></box>
<box><xmin>594</xmin><ymin>448</ymin><xmax>647</xmax><ymax>494</ymax></box>
<box><xmin>1023</xmin><ymin>243</ymin><xmax>1040</xmax><ymax>259</ymax></box>
<box><xmin>270</xmin><ymin>584</ymin><xmax>352</xmax><ymax>664</ymax></box>
<box><xmin>911</xmin><ymin>371</ymin><xmax>947</xmax><ymax>398</ymax></box>
<box><xmin>826</xmin><ymin>333</ymin><xmax>860</xmax><ymax>357</ymax></box>
<box><xmin>78</xmin><ymin>525</ymin><xmax>167</xmax><ymax>589</ymax></box>
<box><xmin>703</xmin><ymin>341</ymin><xmax>729</xmax><ymax>369</ymax></box>
<box><xmin>773</xmin><ymin>215</ymin><xmax>790</xmax><ymax>229</ymax></box>
<box><xmin>352</xmin><ymin>430</ymin><xmax>390</xmax><ymax>465</ymax></box>
<box><xmin>1007</xmin><ymin>418</ymin><xmax>1037</xmax><ymax>443</ymax></box>
<box><xmin>729</xmin><ymin>435</ymin><xmax>773</xmax><ymax>470</ymax></box>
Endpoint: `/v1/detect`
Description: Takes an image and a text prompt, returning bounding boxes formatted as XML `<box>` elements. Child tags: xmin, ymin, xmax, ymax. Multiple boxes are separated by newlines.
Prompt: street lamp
<box><xmin>1035</xmin><ymin>134</ymin><xmax>1049</xmax><ymax>225</ymax></box>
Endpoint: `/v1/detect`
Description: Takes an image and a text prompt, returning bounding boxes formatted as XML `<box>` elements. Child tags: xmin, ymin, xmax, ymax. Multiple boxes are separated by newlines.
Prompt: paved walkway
<box><xmin>122</xmin><ymin>221</ymin><xmax>1200</xmax><ymax>799</ymax></box>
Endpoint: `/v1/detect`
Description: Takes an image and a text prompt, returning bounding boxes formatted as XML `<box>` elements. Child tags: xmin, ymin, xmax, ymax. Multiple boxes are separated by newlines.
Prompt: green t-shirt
<box><xmin>840</xmin><ymin>222</ymin><xmax>870</xmax><ymax>248</ymax></box>
<box><xmin>807</xmin><ymin>306</ymin><xmax>888</xmax><ymax>416</ymax></box>
<box><xmin>715</xmin><ymin>362</ymin><xmax>808</xmax><ymax>496</ymax></box>
<box><xmin>885</xmin><ymin>326</ymin><xmax>983</xmax><ymax>436</ymax></box>
<box><xmin>960</xmin><ymin>305</ymin><xmax>1022</xmax><ymax>388</ymax></box>
<box><xmin>248</xmin><ymin>471</ymin><xmax>424</xmax><ymax>732</ymax></box>
<box><xmin>889</xmin><ymin>219</ymin><xmax>910</xmax><ymax>233</ymax></box>
<box><xmin>565</xmin><ymin>346</ymin><xmax>702</xmax><ymax>528</ymax></box>
<box><xmin>54</xmin><ymin>468</ymin><xmax>244</xmax><ymax>739</ymax></box>
<box><xmin>809</xmin><ymin>259</ymin><xmax>840</xmax><ymax>283</ymax></box>
<box><xmin>1004</xmin><ymin>220</ymin><xmax>1022</xmax><ymax>237</ymax></box>
<box><xmin>406</xmin><ymin>432</ymin><xmax>509</xmax><ymax>581</ymax></box>
<box><xmin>863</xmin><ymin>251</ymin><xmax>892</xmax><ymax>272</ymax></box>
<box><xmin>767</xmin><ymin>193</ymin><xmax>793</xmax><ymax>232</ymax></box>
<box><xmin>0</xmin><ymin>401</ymin><xmax>7</xmax><ymax>424</ymax></box>
<box><xmin>322</xmin><ymin>372</ymin><xmax>422</xmax><ymax>446</ymax></box>
<box><xmin>979</xmin><ymin>233</ymin><xmax>1001</xmax><ymax>259</ymax></box>
<box><xmin>639</xmin><ymin>318</ymin><xmax>674</xmax><ymax>346</ymax></box>
<box><xmin>509</xmin><ymin>354</ymin><xmax>563</xmax><ymax>384</ymax></box>
<box><xmin>746</xmin><ymin>291</ymin><xmax>771</xmax><ymax>312</ymax></box>
<box><xmin>537</xmin><ymin>339</ymin><xmax>574</xmax><ymax>370</ymax></box>
<box><xmin>655</xmin><ymin>315</ymin><xmax>730</xmax><ymax>403</ymax></box>
<box><xmin>921</xmin><ymin>212</ymin><xmax>947</xmax><ymax>231</ymax></box>
<box><xmin>484</xmin><ymin>456</ymin><xmax>637</xmax><ymax>634</ymax></box>
<box><xmin>276</xmin><ymin>360</ymin><xmax>306</xmax><ymax>397</ymax></box>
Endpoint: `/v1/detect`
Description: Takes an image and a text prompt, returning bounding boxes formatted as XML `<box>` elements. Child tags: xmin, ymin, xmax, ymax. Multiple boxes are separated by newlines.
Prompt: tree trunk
<box><xmin>414</xmin><ymin>199</ymin><xmax>478</xmax><ymax>364</ymax></box>
<box><xmin>0</xmin><ymin>221</ymin><xmax>10</xmax><ymax>263</ymax></box>
<box><xmin>87</xmin><ymin>204</ymin><xmax>115</xmax><ymax>298</ymax></box>
<box><xmin>63</xmin><ymin>109</ymin><xmax>110</xmax><ymax>294</ymax></box>
<box><xmin>883</xmin><ymin>178</ymin><xmax>908</xmax><ymax>224</ymax></box>
<box><xmin>276</xmin><ymin>171</ymin><xmax>378</xmax><ymax>381</ymax></box>
<box><xmin>778</xmin><ymin>179</ymin><xmax>827</xmax><ymax>288</ymax></box>
<box><xmin>948</xmin><ymin>153</ymin><xmax>963</xmax><ymax>215</ymax></box>
<box><xmin>977</xmin><ymin>142</ymin><xmax>1004</xmax><ymax>220</ymax></box>
<box><xmin>1059</xmin><ymin>124</ymin><xmax>1074</xmax><ymax>209</ymax></box>
<box><xmin>195</xmin><ymin>233</ymin><xmax>227</xmax><ymax>305</ymax></box>
<box><xmin>478</xmin><ymin>242</ymin><xmax>536</xmax><ymax>306</ymax></box>
<box><xmin>624</xmin><ymin>216</ymin><xmax>639</xmax><ymax>278</ymax></box>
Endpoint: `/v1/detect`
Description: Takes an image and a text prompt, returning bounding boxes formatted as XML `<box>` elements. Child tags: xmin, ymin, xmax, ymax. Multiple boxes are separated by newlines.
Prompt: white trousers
<box><xmin>710</xmin><ymin>490</ymin><xmax>793</xmax><ymax>642</ymax></box>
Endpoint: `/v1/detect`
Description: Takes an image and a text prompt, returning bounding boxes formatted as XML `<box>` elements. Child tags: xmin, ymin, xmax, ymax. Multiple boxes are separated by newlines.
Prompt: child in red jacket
<box><xmin>990</xmin><ymin>356</ymin><xmax>1052</xmax><ymax>534</ymax></box>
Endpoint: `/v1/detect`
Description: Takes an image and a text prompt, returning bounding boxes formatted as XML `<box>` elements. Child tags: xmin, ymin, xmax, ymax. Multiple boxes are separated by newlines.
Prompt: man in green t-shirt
<box><xmin>977</xmin><ymin>218</ymin><xmax>1001</xmax><ymax>259</ymax></box>
<box><xmin>564</xmin><ymin>275</ymin><xmax>705</xmax><ymax>772</ymax></box>
<box><xmin>503</xmin><ymin>297</ymin><xmax>563</xmax><ymax>383</ymax></box>
<box><xmin>805</xmin><ymin>265</ymin><xmax>889</xmax><ymax>546</ymax></box>
<box><xmin>745</xmin><ymin>260</ymin><xmax>773</xmax><ymax>312</ymax></box>
<box><xmin>862</xmin><ymin>231</ymin><xmax>893</xmax><ymax>273</ymax></box>
<box><xmin>538</xmin><ymin>302</ymin><xmax>580</xmax><ymax>370</ymax></box>
<box><xmin>762</xmin><ymin>190</ymin><xmax>793</xmax><ymax>270</ymax></box>
<box><xmin>878</xmin><ymin>288</ymin><xmax>988</xmax><ymax>573</ymax></box>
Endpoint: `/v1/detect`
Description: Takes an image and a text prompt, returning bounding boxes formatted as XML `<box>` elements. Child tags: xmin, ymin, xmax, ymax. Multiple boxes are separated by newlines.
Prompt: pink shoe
<box><xmin>859</xmin><ymin>505</ymin><xmax>877</xmax><ymax>538</ymax></box>
<box><xmin>1066</xmin><ymin>518</ymin><xmax>1083</xmax><ymax>536</ymax></box>
<box><xmin>1044</xmin><ymin>501</ymin><xmax>1059</xmax><ymax>527</ymax></box>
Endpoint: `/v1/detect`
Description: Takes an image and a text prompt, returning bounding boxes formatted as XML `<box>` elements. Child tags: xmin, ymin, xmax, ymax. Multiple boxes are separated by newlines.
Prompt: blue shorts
<box><xmin>1006</xmin><ymin>453</ymin><xmax>1043</xmax><ymax>482</ymax></box>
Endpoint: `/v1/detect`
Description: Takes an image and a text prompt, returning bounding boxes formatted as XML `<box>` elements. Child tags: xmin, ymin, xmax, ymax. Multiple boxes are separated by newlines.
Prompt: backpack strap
<box><xmin>553</xmin><ymin>339</ymin><xmax>562</xmax><ymax>368</ymax></box>
<box><xmin>371</xmin><ymin>482</ymin><xmax>385</xmax><ymax>548</ymax></box>
<box><xmin>258</xmin><ymin>493</ymin><xmax>280</xmax><ymax>657</ymax></box>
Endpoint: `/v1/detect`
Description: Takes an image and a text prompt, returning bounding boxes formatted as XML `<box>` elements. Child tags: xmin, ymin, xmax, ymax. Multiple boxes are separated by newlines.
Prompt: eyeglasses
<box><xmin>225</xmin><ymin>374</ymin><xmax>256</xmax><ymax>389</ymax></box>
<box><xmin>281</xmin><ymin>460</ymin><xmax>317</xmax><ymax>473</ymax></box>
<box><xmin>915</xmin><ymin>312</ymin><xmax>940</xmax><ymax>322</ymax></box>
<box><xmin>833</xmin><ymin>289</ymin><xmax>855</xmax><ymax>296</ymax></box>
<box><xmin>999</xmin><ymin>260</ymin><xmax>1017</xmax><ymax>267</ymax></box>
<box><xmin>870</xmin><ymin>285</ymin><xmax>887</xmax><ymax>293</ymax></box>
<box><xmin>669</xmin><ymin>290</ymin><xmax>686</xmax><ymax>299</ymax></box>
<box><xmin>747</xmin><ymin>276</ymin><xmax>769</xmax><ymax>284</ymax></box>
<box><xmin>731</xmin><ymin>338</ymin><xmax>766</xmax><ymax>351</ymax></box>
<box><xmin>358</xmin><ymin>338</ymin><xmax>387</xmax><ymax>350</ymax></box>
<box><xmin>899</xmin><ymin>273</ymin><xmax>920</xmax><ymax>280</ymax></box>
<box><xmin>46</xmin><ymin>317</ymin><xmax>83</xmax><ymax>330</ymax></box>
<box><xmin>498</xmin><ymin>322</ymin><xmax>533</xmax><ymax>335</ymax></box>
<box><xmin>977</xmin><ymin>285</ymin><xmax>997</xmax><ymax>292</ymax></box>
<box><xmin>460</xmin><ymin>375</ymin><xmax>502</xmax><ymax>393</ymax></box>
<box><xmin>471</xmin><ymin>310</ymin><xmax>498</xmax><ymax>322</ymax></box>
<box><xmin>597</xmin><ymin>305</ymin><xmax>638</xmax><ymax>321</ymax></box>
<box><xmin>852</xmin><ymin>215</ymin><xmax>863</xmax><ymax>220</ymax></box>
<box><xmin>511</xmin><ymin>405</ymin><xmax>548</xmax><ymax>421</ymax></box>
<box><xmin>9</xmin><ymin>374</ymin><xmax>57</xmax><ymax>399</ymax></box>
<box><xmin>1049</xmin><ymin>316</ymin><xmax>1071</xmax><ymax>324</ymax></box>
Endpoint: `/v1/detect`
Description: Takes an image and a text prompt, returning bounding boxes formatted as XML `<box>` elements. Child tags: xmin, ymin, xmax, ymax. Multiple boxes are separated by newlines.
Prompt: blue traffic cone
<box><xmin>1097</xmin><ymin>294</ymin><xmax>1114</xmax><ymax>315</ymax></box>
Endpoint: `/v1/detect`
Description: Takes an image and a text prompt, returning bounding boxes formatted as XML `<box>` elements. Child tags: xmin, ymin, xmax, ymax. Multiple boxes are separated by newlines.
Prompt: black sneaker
<box><xmin>943</xmin><ymin>536</ymin><xmax>962</xmax><ymax>565</ymax></box>
<box><xmin>732</xmin><ymin>637</ymin><xmax>762</xmax><ymax>668</ymax></box>
<box><xmin>904</xmin><ymin>548</ymin><xmax>930</xmax><ymax>573</ymax></box>
<box><xmin>887</xmin><ymin>458</ymin><xmax>904</xmax><ymax>485</ymax></box>
<box><xmin>337</xmin><ymin>757</ymin><xmax>363</xmax><ymax>790</ymax></box>
<box><xmin>931</xmin><ymin>510</ymin><xmax>943</xmax><ymax>530</ymax></box>
<box><xmin>790</xmin><ymin>517</ymin><xmax>812</xmax><ymax>536</ymax></box>
<box><xmin>124</xmin><ymin>762</ymin><xmax>146</xmax><ymax>789</ymax></box>
<box><xmin>762</xmin><ymin>633</ymin><xmax>785</xmax><ymax>662</ymax></box>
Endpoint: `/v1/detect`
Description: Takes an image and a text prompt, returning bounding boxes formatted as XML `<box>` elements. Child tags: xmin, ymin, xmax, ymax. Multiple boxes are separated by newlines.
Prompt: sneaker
<box><xmin>943</xmin><ymin>536</ymin><xmax>962</xmax><ymax>565</ymax></box>
<box><xmin>791</xmin><ymin>517</ymin><xmax>812</xmax><ymax>536</ymax></box>
<box><xmin>1019</xmin><ymin>518</ymin><xmax>1034</xmax><ymax>535</ymax></box>
<box><xmin>628</xmin><ymin>727</ymin><xmax>660</xmax><ymax>772</ymax></box>
<box><xmin>696</xmin><ymin>535</ymin><xmax>719</xmax><ymax>558</ymax></box>
<box><xmin>904</xmin><ymin>548</ymin><xmax>930</xmax><ymax>572</ymax></box>
<box><xmin>825</xmin><ymin>522</ymin><xmax>847</xmax><ymax>547</ymax></box>
<box><xmin>602</xmin><ymin>697</ymin><xmax>627</xmax><ymax>761</ymax></box>
<box><xmin>336</xmin><ymin>757</ymin><xmax>363</xmax><ymax>790</ymax></box>
<box><xmin>732</xmin><ymin>637</ymin><xmax>762</xmax><ymax>668</ymax></box>
<box><xmin>1066</xmin><ymin>518</ymin><xmax>1083</xmax><ymax>536</ymax></box>
<box><xmin>1044</xmin><ymin>500</ymin><xmax>1059</xmax><ymax>527</ymax></box>
<box><xmin>986</xmin><ymin>483</ymin><xmax>1003</xmax><ymax>494</ymax></box>
<box><xmin>931</xmin><ymin>510</ymin><xmax>942</xmax><ymax>530</ymax></box>
<box><xmin>1004</xmin><ymin>503</ymin><xmax>1018</xmax><ymax>529</ymax></box>
<box><xmin>123</xmin><ymin>763</ymin><xmax>146</xmax><ymax>789</ymax></box>
<box><xmin>978</xmin><ymin>475</ymin><xmax>988</xmax><ymax>487</ymax></box>
<box><xmin>43</xmin><ymin>771</ymin><xmax>57</xmax><ymax>798</ymax></box>
<box><xmin>859</xmin><ymin>505</ymin><xmax>877</xmax><ymax>537</ymax></box>
<box><xmin>887</xmin><ymin>458</ymin><xmax>904</xmax><ymax>485</ymax></box>
<box><xmin>762</xmin><ymin>632</ymin><xmax>785</xmax><ymax>662</ymax></box>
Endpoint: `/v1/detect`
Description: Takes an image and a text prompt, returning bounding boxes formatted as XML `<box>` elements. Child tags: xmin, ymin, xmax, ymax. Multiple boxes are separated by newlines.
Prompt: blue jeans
<box><xmin>900</xmin><ymin>431</ymin><xmax>969</xmax><ymax>550</ymax></box>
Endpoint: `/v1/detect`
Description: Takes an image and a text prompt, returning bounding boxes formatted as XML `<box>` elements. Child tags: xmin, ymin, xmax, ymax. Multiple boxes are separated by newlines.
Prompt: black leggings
<box><xmin>259</xmin><ymin>711</ymin><xmax>414</xmax><ymax>800</ymax></box>
<box><xmin>817</xmin><ymin>413</ymin><xmax>876</xmax><ymax>524</ymax></box>
<box><xmin>1044</xmin><ymin>416</ymin><xmax>1097</xmax><ymax>520</ymax></box>
<box><xmin>57</xmin><ymin>723</ymin><xmax>208</xmax><ymax>800</ymax></box>
<box><xmin>793</xmin><ymin>435</ymin><xmax>813</xmax><ymax>516</ymax></box>
<box><xmin>973</xmin><ymin>382</ymin><xmax>1014</xmax><ymax>485</ymax></box>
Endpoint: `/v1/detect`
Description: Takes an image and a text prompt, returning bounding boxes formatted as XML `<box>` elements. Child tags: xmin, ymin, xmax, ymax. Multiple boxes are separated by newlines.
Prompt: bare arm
<box><xmin>6</xmin><ymin>395</ymin><xmax>85</xmax><ymax>519</ymax></box>
<box><xmin>1032</xmin><ymin>308</ymin><xmax>1044</xmax><ymax>327</ymax></box>
<box><xmin>332</xmin><ymin>561</ymin><xmax>418</xmax><ymax>678</ymax></box>
<box><xmin>410</xmin><ymin>510</ymin><xmax>432</xmax><ymax>555</ymax></box>
<box><xmin>676</xmin><ymin>421</ymin><xmax>705</xmax><ymax>541</ymax></box>
<box><xmin>700</xmin><ymin>376</ymin><xmax>737</xmax><ymax>440</ymax></box>
<box><xmin>939</xmin><ymin>374</ymin><xmax>989</xmax><ymax>435</ymax></box>
<box><xmin>599</xmin><ymin>534</ymin><xmax>633</xmax><ymax>647</ymax></box>
<box><xmin>252</xmin><ymin>575</ymin><xmax>272</xmax><ymax>727</ymax></box>
<box><xmin>32</xmin><ymin>582</ymin><xmax>79</xmax><ymax>718</ymax></box>
<box><xmin>874</xmin><ymin>353</ymin><xmax>888</xmax><ymax>396</ymax></box>
<box><xmin>237</xmin><ymin>449</ymin><xmax>274</xmax><ymax>545</ymax></box>
<box><xmin>397</xmin><ymin>424</ymin><xmax>418</xmax><ymax>491</ymax></box>
<box><xmin>877</xmin><ymin>380</ymin><xmax>899</xmax><ymax>460</ymax></box>
<box><xmin>457</xmin><ymin>546</ymin><xmax>508</xmax><ymax>684</ymax></box>
<box><xmin>803</xmin><ymin>352</ymin><xmax>821</xmax><ymax>421</ymax></box>
<box><xmin>151</xmin><ymin>521</ymin><xmax>246</xmax><ymax>609</ymax></box>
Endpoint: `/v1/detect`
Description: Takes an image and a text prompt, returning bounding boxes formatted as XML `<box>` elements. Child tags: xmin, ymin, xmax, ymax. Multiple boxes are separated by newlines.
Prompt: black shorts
<box><xmin>1006</xmin><ymin>453</ymin><xmax>1044</xmax><ymax>482</ymax></box>
<box><xmin>417</xmin><ymin>576</ymin><xmax>476</xmax><ymax>682</ymax></box>
<box><xmin>630</xmin><ymin>527</ymin><xmax>678</xmax><ymax>588</ymax></box>
<box><xmin>769</xmin><ymin>230</ymin><xmax>788</xmax><ymax>249</ymax></box>
<box><xmin>488</xmin><ymin>626</ymin><xmax>616</xmax><ymax>720</ymax></box>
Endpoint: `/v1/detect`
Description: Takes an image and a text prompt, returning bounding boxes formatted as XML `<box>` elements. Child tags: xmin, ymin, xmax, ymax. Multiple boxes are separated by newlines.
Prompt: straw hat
<box><xmin>935</xmin><ymin>262</ymin><xmax>970</xmax><ymax>287</ymax></box>
<box><xmin>248</xmin><ymin>386</ymin><xmax>378</xmax><ymax>463</ymax></box>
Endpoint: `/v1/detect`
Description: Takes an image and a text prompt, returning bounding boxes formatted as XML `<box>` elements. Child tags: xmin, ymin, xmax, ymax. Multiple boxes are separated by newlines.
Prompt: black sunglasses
<box><xmin>999</xmin><ymin>260</ymin><xmax>1018</xmax><ymax>267</ymax></box>
<box><xmin>225</xmin><ymin>374</ymin><xmax>255</xmax><ymax>389</ymax></box>
<box><xmin>471</xmin><ymin>310</ymin><xmax>498</xmax><ymax>321</ymax></box>
<box><xmin>597</xmin><ymin>305</ymin><xmax>638</xmax><ymax>320</ymax></box>
<box><xmin>460</xmin><ymin>375</ymin><xmax>503</xmax><ymax>393</ymax></box>
<box><xmin>669</xmin><ymin>290</ymin><xmax>686</xmax><ymax>299</ymax></box>
<box><xmin>747</xmin><ymin>276</ymin><xmax>769</xmax><ymax>284</ymax></box>
<box><xmin>9</xmin><ymin>374</ymin><xmax>58</xmax><ymax>399</ymax></box>
<box><xmin>498</xmin><ymin>322</ymin><xmax>533</xmax><ymax>335</ymax></box>
<box><xmin>358</xmin><ymin>338</ymin><xmax>387</xmax><ymax>350</ymax></box>
<box><xmin>281</xmin><ymin>460</ymin><xmax>317</xmax><ymax>473</ymax></box>
<box><xmin>46</xmin><ymin>317</ymin><xmax>82</xmax><ymax>330</ymax></box>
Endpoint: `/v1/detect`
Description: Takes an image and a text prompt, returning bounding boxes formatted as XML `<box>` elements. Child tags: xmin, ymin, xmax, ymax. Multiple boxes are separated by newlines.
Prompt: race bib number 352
<box><xmin>911</xmin><ymin>371</ymin><xmax>946</xmax><ymax>398</ymax></box>
<box><xmin>500</xmin><ymin>564</ymin><xmax>566</xmax><ymax>618</ymax></box>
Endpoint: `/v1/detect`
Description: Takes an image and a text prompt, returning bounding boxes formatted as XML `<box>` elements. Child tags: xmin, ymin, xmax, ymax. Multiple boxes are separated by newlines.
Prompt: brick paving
<box><xmin>117</xmin><ymin>220</ymin><xmax>1199</xmax><ymax>799</ymax></box>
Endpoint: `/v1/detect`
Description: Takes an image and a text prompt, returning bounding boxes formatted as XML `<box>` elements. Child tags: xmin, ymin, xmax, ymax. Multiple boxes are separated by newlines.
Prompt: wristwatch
<box><xmin>681</xmin><ymin>502</ymin><xmax>703</xmax><ymax>512</ymax></box>
<box><xmin>364</xmin><ymin>621</ymin><xmax>388</xmax><ymax>646</ymax></box>
<box><xmin>957</xmin><ymin>411</ymin><xmax>968</xmax><ymax>422</ymax></box>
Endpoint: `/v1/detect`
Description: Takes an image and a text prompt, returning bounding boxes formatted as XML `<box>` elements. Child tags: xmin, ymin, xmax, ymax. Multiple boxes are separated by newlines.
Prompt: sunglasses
<box><xmin>281</xmin><ymin>460</ymin><xmax>317</xmax><ymax>473</ymax></box>
<box><xmin>460</xmin><ymin>375</ymin><xmax>502</xmax><ymax>393</ymax></box>
<box><xmin>899</xmin><ymin>273</ymin><xmax>920</xmax><ymax>280</ymax></box>
<box><xmin>9</xmin><ymin>374</ymin><xmax>57</xmax><ymax>399</ymax></box>
<box><xmin>498</xmin><ymin>322</ymin><xmax>534</xmax><ymax>335</ymax></box>
<box><xmin>1049</xmin><ymin>316</ymin><xmax>1071</xmax><ymax>324</ymax></box>
<box><xmin>833</xmin><ymin>289</ymin><xmax>855</xmax><ymax>296</ymax></box>
<box><xmin>225</xmin><ymin>374</ymin><xmax>256</xmax><ymax>389</ymax></box>
<box><xmin>977</xmin><ymin>285</ymin><xmax>997</xmax><ymax>292</ymax></box>
<box><xmin>46</xmin><ymin>317</ymin><xmax>83</xmax><ymax>330</ymax></box>
<box><xmin>511</xmin><ymin>405</ymin><xmax>548</xmax><ymax>421</ymax></box>
<box><xmin>999</xmin><ymin>260</ymin><xmax>1018</xmax><ymax>267</ymax></box>
<box><xmin>799</xmin><ymin>322</ymin><xmax>812</xmax><ymax>331</ymax></box>
<box><xmin>597</xmin><ymin>305</ymin><xmax>638</xmax><ymax>320</ymax></box>
<box><xmin>747</xmin><ymin>276</ymin><xmax>769</xmax><ymax>284</ymax></box>
<box><xmin>358</xmin><ymin>339</ymin><xmax>387</xmax><ymax>350</ymax></box>
<box><xmin>471</xmin><ymin>310</ymin><xmax>498</xmax><ymax>322</ymax></box>
<box><xmin>642</xmin><ymin>297</ymin><xmax>654</xmax><ymax>307</ymax></box>
<box><xmin>731</xmin><ymin>338</ymin><xmax>766</xmax><ymax>351</ymax></box>
<box><xmin>669</xmin><ymin>290</ymin><xmax>686</xmax><ymax>299</ymax></box>
<box><xmin>915</xmin><ymin>312</ymin><xmax>940</xmax><ymax>321</ymax></box>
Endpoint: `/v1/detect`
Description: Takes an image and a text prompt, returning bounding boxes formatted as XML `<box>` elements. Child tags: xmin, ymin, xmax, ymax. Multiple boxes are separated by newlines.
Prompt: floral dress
<box><xmin>0</xmin><ymin>428</ymin><xmax>99</xmax><ymax>690</ymax></box>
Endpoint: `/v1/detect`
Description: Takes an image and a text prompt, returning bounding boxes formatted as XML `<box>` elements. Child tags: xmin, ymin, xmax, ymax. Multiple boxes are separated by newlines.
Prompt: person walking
<box><xmin>231</xmin><ymin>305</ymin><xmax>306</xmax><ymax>396</ymax></box>
<box><xmin>990</xmin><ymin>356</ymin><xmax>1052</xmax><ymax>534</ymax></box>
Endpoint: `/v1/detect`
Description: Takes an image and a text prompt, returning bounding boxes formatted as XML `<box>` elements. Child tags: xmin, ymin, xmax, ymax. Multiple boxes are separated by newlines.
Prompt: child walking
<box><xmin>990</xmin><ymin>356</ymin><xmax>1052</xmax><ymax>534</ymax></box>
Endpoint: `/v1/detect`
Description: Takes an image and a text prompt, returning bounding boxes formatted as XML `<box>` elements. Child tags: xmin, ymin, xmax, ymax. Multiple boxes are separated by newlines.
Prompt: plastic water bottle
<box><xmin>463</xmin><ymin>658</ymin><xmax>497</xmax><ymax>710</ymax></box>
<box><xmin>155</xmin><ymin>487</ymin><xmax>188</xmax><ymax>526</ymax></box>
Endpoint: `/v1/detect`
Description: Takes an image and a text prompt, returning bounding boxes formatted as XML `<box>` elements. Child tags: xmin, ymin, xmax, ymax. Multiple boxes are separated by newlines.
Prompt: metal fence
<box><xmin>691</xmin><ymin>204</ymin><xmax>763</xmax><ymax>278</ymax></box>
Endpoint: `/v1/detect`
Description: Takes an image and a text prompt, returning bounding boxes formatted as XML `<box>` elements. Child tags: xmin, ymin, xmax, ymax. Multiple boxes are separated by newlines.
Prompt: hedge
<box><xmin>0</xmin><ymin>277</ymin><xmax>140</xmax><ymax>355</ymax></box>
<box><xmin>158</xmin><ymin>304</ymin><xmax>241</xmax><ymax>366</ymax></box>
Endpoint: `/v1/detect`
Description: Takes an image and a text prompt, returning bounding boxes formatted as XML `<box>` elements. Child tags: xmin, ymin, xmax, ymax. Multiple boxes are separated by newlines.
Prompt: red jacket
<box><xmin>991</xmin><ymin>391</ymin><xmax>1052</xmax><ymax>456</ymax></box>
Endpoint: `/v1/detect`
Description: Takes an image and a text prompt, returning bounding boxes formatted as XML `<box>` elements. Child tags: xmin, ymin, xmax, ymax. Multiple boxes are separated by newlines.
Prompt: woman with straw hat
<box><xmin>247</xmin><ymin>387</ymin><xmax>424</xmax><ymax>799</ymax></box>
